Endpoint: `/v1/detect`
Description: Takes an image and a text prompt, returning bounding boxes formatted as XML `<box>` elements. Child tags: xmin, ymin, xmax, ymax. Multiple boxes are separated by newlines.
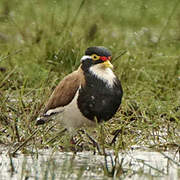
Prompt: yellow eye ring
<box><xmin>91</xmin><ymin>54</ymin><xmax>100</xmax><ymax>61</ymax></box>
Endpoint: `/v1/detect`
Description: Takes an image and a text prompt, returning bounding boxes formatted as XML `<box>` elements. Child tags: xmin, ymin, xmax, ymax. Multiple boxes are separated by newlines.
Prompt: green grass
<box><xmin>0</xmin><ymin>0</ymin><xmax>180</xmax><ymax>178</ymax></box>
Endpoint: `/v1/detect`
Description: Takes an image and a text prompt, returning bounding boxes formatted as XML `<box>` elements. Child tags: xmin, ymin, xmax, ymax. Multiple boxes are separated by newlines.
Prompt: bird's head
<box><xmin>80</xmin><ymin>46</ymin><xmax>113</xmax><ymax>71</ymax></box>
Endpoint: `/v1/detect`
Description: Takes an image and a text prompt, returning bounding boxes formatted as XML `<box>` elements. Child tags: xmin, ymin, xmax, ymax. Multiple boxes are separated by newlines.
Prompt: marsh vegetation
<box><xmin>0</xmin><ymin>0</ymin><xmax>180</xmax><ymax>179</ymax></box>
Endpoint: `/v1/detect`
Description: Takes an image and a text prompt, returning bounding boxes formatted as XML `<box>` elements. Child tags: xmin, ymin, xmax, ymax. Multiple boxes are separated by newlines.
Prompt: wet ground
<box><xmin>0</xmin><ymin>147</ymin><xmax>179</xmax><ymax>180</ymax></box>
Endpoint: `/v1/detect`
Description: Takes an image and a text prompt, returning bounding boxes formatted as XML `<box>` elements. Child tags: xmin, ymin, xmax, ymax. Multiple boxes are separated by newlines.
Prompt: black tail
<box><xmin>36</xmin><ymin>116</ymin><xmax>50</xmax><ymax>125</ymax></box>
<box><xmin>36</xmin><ymin>111</ymin><xmax>62</xmax><ymax>125</ymax></box>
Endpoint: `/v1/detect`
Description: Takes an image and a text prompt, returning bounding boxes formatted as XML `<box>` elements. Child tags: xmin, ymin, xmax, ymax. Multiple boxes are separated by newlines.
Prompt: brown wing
<box><xmin>43</xmin><ymin>67</ymin><xmax>85</xmax><ymax>114</ymax></box>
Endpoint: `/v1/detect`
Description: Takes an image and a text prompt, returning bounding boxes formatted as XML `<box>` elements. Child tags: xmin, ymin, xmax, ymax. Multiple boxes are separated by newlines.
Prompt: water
<box><xmin>0</xmin><ymin>148</ymin><xmax>179</xmax><ymax>180</ymax></box>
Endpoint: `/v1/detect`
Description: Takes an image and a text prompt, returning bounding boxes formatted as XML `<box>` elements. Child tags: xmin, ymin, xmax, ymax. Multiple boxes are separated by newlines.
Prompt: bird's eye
<box><xmin>91</xmin><ymin>54</ymin><xmax>100</xmax><ymax>61</ymax></box>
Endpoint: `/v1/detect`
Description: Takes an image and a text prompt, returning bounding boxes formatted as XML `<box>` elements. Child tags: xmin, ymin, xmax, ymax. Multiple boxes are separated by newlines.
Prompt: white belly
<box><xmin>58</xmin><ymin>90</ymin><xmax>95</xmax><ymax>130</ymax></box>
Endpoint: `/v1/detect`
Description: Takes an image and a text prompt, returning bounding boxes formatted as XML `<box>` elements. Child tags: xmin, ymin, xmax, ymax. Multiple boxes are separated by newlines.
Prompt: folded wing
<box><xmin>44</xmin><ymin>69</ymin><xmax>82</xmax><ymax>115</ymax></box>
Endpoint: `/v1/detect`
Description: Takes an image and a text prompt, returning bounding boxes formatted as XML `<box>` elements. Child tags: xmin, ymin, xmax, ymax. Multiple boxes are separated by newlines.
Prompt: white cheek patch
<box><xmin>89</xmin><ymin>64</ymin><xmax>116</xmax><ymax>87</ymax></box>
<box><xmin>80</xmin><ymin>55</ymin><xmax>92</xmax><ymax>62</ymax></box>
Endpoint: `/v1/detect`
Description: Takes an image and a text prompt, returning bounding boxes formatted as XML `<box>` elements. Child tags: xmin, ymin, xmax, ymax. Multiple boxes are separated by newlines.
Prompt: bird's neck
<box><xmin>88</xmin><ymin>64</ymin><xmax>116</xmax><ymax>88</ymax></box>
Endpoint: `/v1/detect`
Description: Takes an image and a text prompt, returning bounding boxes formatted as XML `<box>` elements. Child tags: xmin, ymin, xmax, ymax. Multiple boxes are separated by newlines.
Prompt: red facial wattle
<box><xmin>100</xmin><ymin>56</ymin><xmax>111</xmax><ymax>61</ymax></box>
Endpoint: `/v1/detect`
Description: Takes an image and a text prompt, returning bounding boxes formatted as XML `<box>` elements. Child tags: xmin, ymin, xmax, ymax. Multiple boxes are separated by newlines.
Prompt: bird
<box><xmin>36</xmin><ymin>46</ymin><xmax>123</xmax><ymax>134</ymax></box>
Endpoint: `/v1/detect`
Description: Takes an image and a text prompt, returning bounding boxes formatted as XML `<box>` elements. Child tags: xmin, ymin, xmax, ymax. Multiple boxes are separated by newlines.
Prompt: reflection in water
<box><xmin>0</xmin><ymin>148</ymin><xmax>179</xmax><ymax>180</ymax></box>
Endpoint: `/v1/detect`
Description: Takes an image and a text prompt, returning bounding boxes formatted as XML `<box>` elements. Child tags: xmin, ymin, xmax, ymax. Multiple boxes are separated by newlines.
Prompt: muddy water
<box><xmin>0</xmin><ymin>148</ymin><xmax>179</xmax><ymax>180</ymax></box>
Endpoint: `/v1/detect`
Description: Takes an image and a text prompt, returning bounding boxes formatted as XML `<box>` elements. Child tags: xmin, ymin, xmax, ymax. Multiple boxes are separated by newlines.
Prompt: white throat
<box><xmin>89</xmin><ymin>64</ymin><xmax>116</xmax><ymax>87</ymax></box>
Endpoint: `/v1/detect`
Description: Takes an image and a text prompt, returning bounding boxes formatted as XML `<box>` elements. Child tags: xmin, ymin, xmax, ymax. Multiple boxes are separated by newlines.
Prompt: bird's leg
<box><xmin>86</xmin><ymin>131</ymin><xmax>102</xmax><ymax>155</ymax></box>
<box><xmin>79</xmin><ymin>129</ymin><xmax>102</xmax><ymax>155</ymax></box>
<box><xmin>69</xmin><ymin>136</ymin><xmax>78</xmax><ymax>153</ymax></box>
<box><xmin>110</xmin><ymin>129</ymin><xmax>121</xmax><ymax>145</ymax></box>
<box><xmin>69</xmin><ymin>133</ymin><xmax>84</xmax><ymax>153</ymax></box>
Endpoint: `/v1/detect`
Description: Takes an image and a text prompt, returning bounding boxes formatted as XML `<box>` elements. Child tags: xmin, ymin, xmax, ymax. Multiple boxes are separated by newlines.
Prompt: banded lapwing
<box><xmin>36</xmin><ymin>46</ymin><xmax>123</xmax><ymax>150</ymax></box>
